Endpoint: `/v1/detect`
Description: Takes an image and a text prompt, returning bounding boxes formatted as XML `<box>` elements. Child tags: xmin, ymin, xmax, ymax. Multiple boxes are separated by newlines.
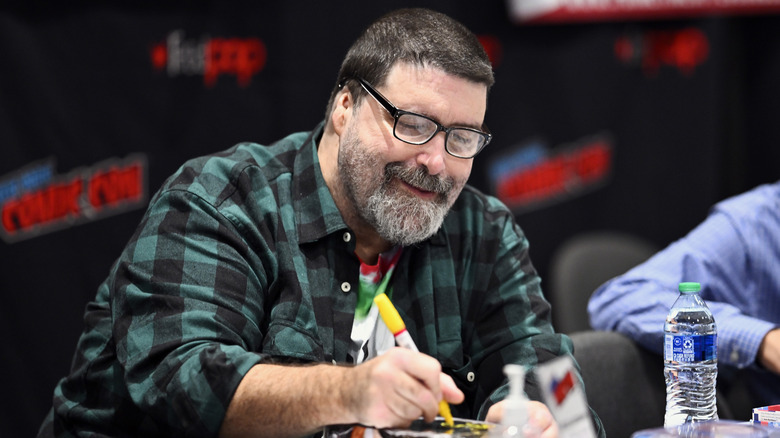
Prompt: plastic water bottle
<box><xmin>663</xmin><ymin>282</ymin><xmax>718</xmax><ymax>426</ymax></box>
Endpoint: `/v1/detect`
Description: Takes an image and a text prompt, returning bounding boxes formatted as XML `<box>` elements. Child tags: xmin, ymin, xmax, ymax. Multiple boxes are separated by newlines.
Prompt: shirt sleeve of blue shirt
<box><xmin>588</xmin><ymin>181</ymin><xmax>780</xmax><ymax>369</ymax></box>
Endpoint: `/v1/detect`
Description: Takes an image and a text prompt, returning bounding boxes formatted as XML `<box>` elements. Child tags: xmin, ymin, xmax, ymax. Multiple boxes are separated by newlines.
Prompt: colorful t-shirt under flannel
<box><xmin>349</xmin><ymin>246</ymin><xmax>402</xmax><ymax>364</ymax></box>
<box><xmin>39</xmin><ymin>122</ymin><xmax>601</xmax><ymax>438</ymax></box>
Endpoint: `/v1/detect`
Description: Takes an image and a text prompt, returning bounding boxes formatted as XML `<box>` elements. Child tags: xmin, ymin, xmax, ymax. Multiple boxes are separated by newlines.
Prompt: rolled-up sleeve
<box><xmin>113</xmin><ymin>189</ymin><xmax>267</xmax><ymax>433</ymax></box>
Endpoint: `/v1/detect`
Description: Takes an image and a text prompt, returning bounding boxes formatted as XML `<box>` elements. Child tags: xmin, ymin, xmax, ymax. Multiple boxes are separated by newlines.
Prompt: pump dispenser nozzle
<box><xmin>502</xmin><ymin>364</ymin><xmax>529</xmax><ymax>429</ymax></box>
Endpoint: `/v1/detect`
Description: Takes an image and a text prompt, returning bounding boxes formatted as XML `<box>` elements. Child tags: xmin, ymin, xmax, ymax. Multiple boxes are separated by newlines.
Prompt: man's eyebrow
<box><xmin>406</xmin><ymin>108</ymin><xmax>484</xmax><ymax>130</ymax></box>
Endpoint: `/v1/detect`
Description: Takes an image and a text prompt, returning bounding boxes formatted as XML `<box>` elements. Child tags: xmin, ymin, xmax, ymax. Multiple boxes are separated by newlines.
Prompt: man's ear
<box><xmin>330</xmin><ymin>88</ymin><xmax>353</xmax><ymax>137</ymax></box>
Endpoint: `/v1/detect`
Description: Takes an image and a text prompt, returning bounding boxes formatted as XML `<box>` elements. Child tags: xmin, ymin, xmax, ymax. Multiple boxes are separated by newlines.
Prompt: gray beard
<box><xmin>338</xmin><ymin>134</ymin><xmax>457</xmax><ymax>246</ymax></box>
<box><xmin>365</xmin><ymin>169</ymin><xmax>450</xmax><ymax>246</ymax></box>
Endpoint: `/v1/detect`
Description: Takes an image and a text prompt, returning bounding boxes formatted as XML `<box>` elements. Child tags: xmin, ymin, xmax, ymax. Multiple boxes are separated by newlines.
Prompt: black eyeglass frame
<box><xmin>340</xmin><ymin>77</ymin><xmax>492</xmax><ymax>159</ymax></box>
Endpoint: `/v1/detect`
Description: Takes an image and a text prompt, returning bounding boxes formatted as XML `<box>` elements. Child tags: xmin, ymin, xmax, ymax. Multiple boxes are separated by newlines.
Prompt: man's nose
<box><xmin>415</xmin><ymin>132</ymin><xmax>447</xmax><ymax>176</ymax></box>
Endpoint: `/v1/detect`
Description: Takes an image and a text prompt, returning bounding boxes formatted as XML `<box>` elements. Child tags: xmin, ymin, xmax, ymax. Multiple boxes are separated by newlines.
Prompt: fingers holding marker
<box><xmin>351</xmin><ymin>349</ymin><xmax>444</xmax><ymax>428</ymax></box>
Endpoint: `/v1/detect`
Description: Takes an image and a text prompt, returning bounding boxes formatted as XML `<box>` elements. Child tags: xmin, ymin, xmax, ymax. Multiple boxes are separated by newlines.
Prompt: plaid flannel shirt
<box><xmin>40</xmin><ymin>122</ymin><xmax>596</xmax><ymax>437</ymax></box>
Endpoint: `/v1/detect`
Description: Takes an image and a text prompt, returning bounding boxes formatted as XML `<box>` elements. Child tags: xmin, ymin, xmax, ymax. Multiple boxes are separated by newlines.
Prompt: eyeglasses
<box><xmin>347</xmin><ymin>77</ymin><xmax>492</xmax><ymax>159</ymax></box>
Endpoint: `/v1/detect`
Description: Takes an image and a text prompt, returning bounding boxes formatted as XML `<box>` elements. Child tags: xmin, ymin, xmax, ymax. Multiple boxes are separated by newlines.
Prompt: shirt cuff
<box><xmin>717</xmin><ymin>315</ymin><xmax>777</xmax><ymax>368</ymax></box>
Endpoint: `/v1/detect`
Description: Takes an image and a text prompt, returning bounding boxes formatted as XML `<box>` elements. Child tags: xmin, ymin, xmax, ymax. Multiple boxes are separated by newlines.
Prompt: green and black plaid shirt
<box><xmin>40</xmin><ymin>123</ymin><xmax>596</xmax><ymax>437</ymax></box>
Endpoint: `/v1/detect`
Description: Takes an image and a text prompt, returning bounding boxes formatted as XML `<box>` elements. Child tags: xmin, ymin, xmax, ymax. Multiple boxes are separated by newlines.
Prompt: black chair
<box><xmin>571</xmin><ymin>330</ymin><xmax>666</xmax><ymax>438</ymax></box>
<box><xmin>549</xmin><ymin>231</ymin><xmax>658</xmax><ymax>334</ymax></box>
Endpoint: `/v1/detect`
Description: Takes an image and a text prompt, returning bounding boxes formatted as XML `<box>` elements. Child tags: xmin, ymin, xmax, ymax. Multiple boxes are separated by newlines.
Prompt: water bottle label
<box><xmin>664</xmin><ymin>333</ymin><xmax>717</xmax><ymax>362</ymax></box>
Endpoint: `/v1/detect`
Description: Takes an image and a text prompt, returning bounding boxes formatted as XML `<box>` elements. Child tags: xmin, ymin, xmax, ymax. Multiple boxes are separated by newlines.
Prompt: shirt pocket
<box><xmin>442</xmin><ymin>354</ymin><xmax>481</xmax><ymax>418</ymax></box>
<box><xmin>444</xmin><ymin>354</ymin><xmax>477</xmax><ymax>392</ymax></box>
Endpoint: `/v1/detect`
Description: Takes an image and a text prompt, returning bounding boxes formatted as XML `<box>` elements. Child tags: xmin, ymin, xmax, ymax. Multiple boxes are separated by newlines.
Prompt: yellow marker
<box><xmin>373</xmin><ymin>293</ymin><xmax>455</xmax><ymax>427</ymax></box>
<box><xmin>438</xmin><ymin>400</ymin><xmax>454</xmax><ymax>428</ymax></box>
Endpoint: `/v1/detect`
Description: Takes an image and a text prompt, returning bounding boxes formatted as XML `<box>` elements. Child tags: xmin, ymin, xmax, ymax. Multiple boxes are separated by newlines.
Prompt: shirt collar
<box><xmin>293</xmin><ymin>122</ymin><xmax>349</xmax><ymax>244</ymax></box>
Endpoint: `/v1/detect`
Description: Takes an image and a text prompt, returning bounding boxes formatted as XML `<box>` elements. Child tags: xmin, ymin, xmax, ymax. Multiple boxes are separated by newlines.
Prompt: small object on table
<box><xmin>325</xmin><ymin>418</ymin><xmax>495</xmax><ymax>438</ymax></box>
<box><xmin>753</xmin><ymin>405</ymin><xmax>780</xmax><ymax>428</ymax></box>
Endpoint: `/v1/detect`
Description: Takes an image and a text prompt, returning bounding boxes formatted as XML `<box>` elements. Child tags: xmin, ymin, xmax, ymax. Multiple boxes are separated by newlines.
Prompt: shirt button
<box><xmin>341</xmin><ymin>282</ymin><xmax>351</xmax><ymax>293</ymax></box>
<box><xmin>343</xmin><ymin>232</ymin><xmax>352</xmax><ymax>243</ymax></box>
<box><xmin>467</xmin><ymin>371</ymin><xmax>475</xmax><ymax>382</ymax></box>
<box><xmin>730</xmin><ymin>350</ymin><xmax>739</xmax><ymax>363</ymax></box>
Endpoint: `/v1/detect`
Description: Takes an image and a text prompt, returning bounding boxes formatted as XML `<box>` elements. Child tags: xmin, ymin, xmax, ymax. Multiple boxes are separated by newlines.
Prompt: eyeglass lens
<box><xmin>395</xmin><ymin>113</ymin><xmax>485</xmax><ymax>158</ymax></box>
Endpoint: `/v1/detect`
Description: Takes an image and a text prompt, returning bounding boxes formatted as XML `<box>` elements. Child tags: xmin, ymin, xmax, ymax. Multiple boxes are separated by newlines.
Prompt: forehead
<box><xmin>378</xmin><ymin>63</ymin><xmax>488</xmax><ymax>127</ymax></box>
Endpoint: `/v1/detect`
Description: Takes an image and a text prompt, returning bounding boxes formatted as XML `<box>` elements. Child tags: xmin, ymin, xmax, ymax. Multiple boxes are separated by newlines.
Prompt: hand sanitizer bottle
<box><xmin>490</xmin><ymin>364</ymin><xmax>542</xmax><ymax>437</ymax></box>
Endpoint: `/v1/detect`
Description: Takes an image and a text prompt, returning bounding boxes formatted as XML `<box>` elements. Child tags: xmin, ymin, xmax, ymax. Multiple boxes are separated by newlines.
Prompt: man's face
<box><xmin>337</xmin><ymin>63</ymin><xmax>488</xmax><ymax>246</ymax></box>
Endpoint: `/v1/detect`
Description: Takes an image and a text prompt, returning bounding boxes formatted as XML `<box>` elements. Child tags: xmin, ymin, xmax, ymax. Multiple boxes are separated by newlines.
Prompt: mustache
<box><xmin>384</xmin><ymin>163</ymin><xmax>454</xmax><ymax>194</ymax></box>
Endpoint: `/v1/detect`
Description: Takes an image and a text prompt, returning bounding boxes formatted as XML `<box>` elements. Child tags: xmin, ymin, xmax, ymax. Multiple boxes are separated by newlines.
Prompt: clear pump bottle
<box><xmin>490</xmin><ymin>364</ymin><xmax>542</xmax><ymax>438</ymax></box>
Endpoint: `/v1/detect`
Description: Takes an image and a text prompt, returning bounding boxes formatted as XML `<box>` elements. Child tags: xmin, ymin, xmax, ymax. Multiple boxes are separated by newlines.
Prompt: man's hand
<box><xmin>220</xmin><ymin>348</ymin><xmax>464</xmax><ymax>438</ymax></box>
<box><xmin>758</xmin><ymin>328</ymin><xmax>780</xmax><ymax>375</ymax></box>
<box><xmin>486</xmin><ymin>400</ymin><xmax>558</xmax><ymax>438</ymax></box>
<box><xmin>348</xmin><ymin>347</ymin><xmax>464</xmax><ymax>429</ymax></box>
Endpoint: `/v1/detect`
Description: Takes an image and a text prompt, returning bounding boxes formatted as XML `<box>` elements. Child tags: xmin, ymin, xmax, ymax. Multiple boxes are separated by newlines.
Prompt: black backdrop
<box><xmin>2</xmin><ymin>2</ymin><xmax>779</xmax><ymax>436</ymax></box>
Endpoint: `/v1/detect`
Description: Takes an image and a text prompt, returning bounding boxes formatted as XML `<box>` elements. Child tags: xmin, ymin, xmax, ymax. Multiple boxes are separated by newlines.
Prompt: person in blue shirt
<box><xmin>588</xmin><ymin>180</ymin><xmax>780</xmax><ymax>407</ymax></box>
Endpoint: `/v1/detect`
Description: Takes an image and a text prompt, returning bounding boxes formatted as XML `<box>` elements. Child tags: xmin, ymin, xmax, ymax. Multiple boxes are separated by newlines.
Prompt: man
<box><xmin>589</xmin><ymin>180</ymin><xmax>780</xmax><ymax>409</ymax></box>
<box><xmin>39</xmin><ymin>9</ymin><xmax>601</xmax><ymax>438</ymax></box>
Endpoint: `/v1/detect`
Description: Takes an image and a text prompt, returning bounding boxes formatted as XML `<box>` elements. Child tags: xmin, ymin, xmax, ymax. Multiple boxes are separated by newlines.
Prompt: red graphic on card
<box><xmin>551</xmin><ymin>371</ymin><xmax>575</xmax><ymax>405</ymax></box>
